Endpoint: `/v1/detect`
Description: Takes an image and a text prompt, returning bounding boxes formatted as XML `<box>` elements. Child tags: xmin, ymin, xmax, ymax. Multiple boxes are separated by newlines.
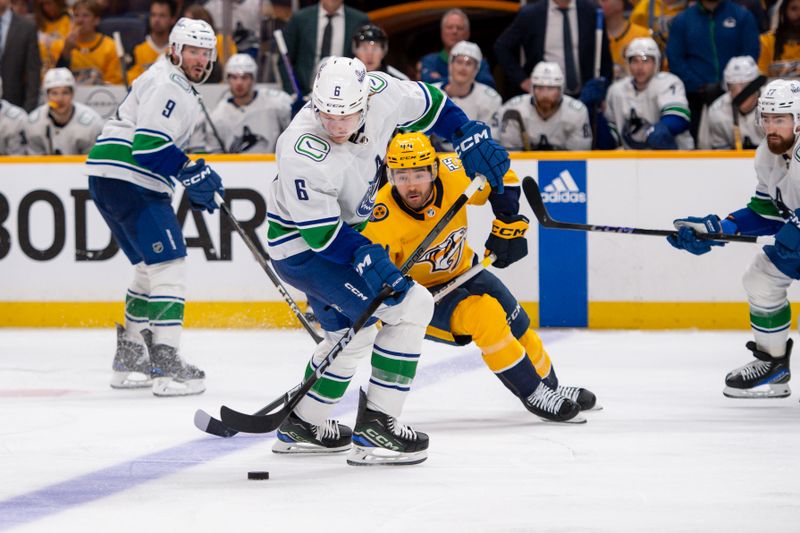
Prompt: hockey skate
<box><xmin>272</xmin><ymin>413</ymin><xmax>352</xmax><ymax>454</ymax></box>
<box><xmin>141</xmin><ymin>330</ymin><xmax>206</xmax><ymax>397</ymax></box>
<box><xmin>554</xmin><ymin>385</ymin><xmax>602</xmax><ymax>411</ymax></box>
<box><xmin>523</xmin><ymin>381</ymin><xmax>585</xmax><ymax>423</ymax></box>
<box><xmin>347</xmin><ymin>389</ymin><xmax>429</xmax><ymax>466</ymax></box>
<box><xmin>723</xmin><ymin>339</ymin><xmax>791</xmax><ymax>399</ymax></box>
<box><xmin>110</xmin><ymin>323</ymin><xmax>153</xmax><ymax>389</ymax></box>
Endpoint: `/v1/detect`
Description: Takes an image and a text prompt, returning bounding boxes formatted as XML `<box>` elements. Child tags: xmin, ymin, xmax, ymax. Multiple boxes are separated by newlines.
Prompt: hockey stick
<box><xmin>195</xmin><ymin>384</ymin><xmax>301</xmax><ymax>438</ymax></box>
<box><xmin>432</xmin><ymin>253</ymin><xmax>495</xmax><ymax>303</ymax></box>
<box><xmin>219</xmin><ymin>175</ymin><xmax>488</xmax><ymax>434</ymax></box>
<box><xmin>594</xmin><ymin>8</ymin><xmax>603</xmax><ymax>79</ymax></box>
<box><xmin>113</xmin><ymin>32</ymin><xmax>130</xmax><ymax>91</ymax></box>
<box><xmin>273</xmin><ymin>29</ymin><xmax>303</xmax><ymax>101</ymax></box>
<box><xmin>731</xmin><ymin>75</ymin><xmax>766</xmax><ymax>151</ymax></box>
<box><xmin>198</xmin><ymin>97</ymin><xmax>228</xmax><ymax>154</ymax></box>
<box><xmin>522</xmin><ymin>176</ymin><xmax>770</xmax><ymax>244</ymax></box>
<box><xmin>501</xmin><ymin>109</ymin><xmax>531</xmax><ymax>151</ymax></box>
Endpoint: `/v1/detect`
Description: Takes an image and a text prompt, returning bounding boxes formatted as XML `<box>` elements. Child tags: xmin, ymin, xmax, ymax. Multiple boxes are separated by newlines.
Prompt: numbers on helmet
<box><xmin>333</xmin><ymin>86</ymin><xmax>341</xmax><ymax>97</ymax></box>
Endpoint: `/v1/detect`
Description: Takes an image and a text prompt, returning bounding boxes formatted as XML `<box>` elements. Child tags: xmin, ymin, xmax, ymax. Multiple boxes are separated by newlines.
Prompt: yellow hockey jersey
<box><xmin>127</xmin><ymin>37</ymin><xmax>169</xmax><ymax>84</ymax></box>
<box><xmin>50</xmin><ymin>33</ymin><xmax>123</xmax><ymax>85</ymax></box>
<box><xmin>362</xmin><ymin>156</ymin><xmax>519</xmax><ymax>288</ymax></box>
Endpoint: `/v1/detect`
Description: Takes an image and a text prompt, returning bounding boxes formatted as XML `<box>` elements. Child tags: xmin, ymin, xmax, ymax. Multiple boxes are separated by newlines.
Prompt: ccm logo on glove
<box><xmin>180</xmin><ymin>166</ymin><xmax>213</xmax><ymax>186</ymax></box>
<box><xmin>456</xmin><ymin>128</ymin><xmax>489</xmax><ymax>153</ymax></box>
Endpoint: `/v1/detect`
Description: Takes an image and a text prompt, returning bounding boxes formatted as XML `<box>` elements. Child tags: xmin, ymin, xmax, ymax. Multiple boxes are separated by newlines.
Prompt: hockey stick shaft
<box><xmin>273</xmin><ymin>29</ymin><xmax>303</xmax><ymax>100</ymax></box>
<box><xmin>220</xmin><ymin>175</ymin><xmax>488</xmax><ymax>434</ymax></box>
<box><xmin>199</xmin><ymin>98</ymin><xmax>228</xmax><ymax>154</ymax></box>
<box><xmin>594</xmin><ymin>8</ymin><xmax>603</xmax><ymax>79</ymax></box>
<box><xmin>522</xmin><ymin>176</ymin><xmax>770</xmax><ymax>244</ymax></box>
<box><xmin>432</xmin><ymin>254</ymin><xmax>495</xmax><ymax>303</ymax></box>
<box><xmin>113</xmin><ymin>32</ymin><xmax>130</xmax><ymax>91</ymax></box>
<box><xmin>501</xmin><ymin>109</ymin><xmax>531</xmax><ymax>151</ymax></box>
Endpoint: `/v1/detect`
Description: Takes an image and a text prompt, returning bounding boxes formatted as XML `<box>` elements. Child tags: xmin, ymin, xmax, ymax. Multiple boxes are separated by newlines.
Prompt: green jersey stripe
<box><xmin>403</xmin><ymin>83</ymin><xmax>446</xmax><ymax>133</ymax></box>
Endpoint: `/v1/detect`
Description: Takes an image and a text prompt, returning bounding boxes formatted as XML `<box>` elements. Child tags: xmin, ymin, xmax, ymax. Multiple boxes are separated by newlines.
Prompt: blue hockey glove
<box><xmin>666</xmin><ymin>215</ymin><xmax>726</xmax><ymax>255</ymax></box>
<box><xmin>646</xmin><ymin>122</ymin><xmax>678</xmax><ymax>150</ymax></box>
<box><xmin>763</xmin><ymin>215</ymin><xmax>800</xmax><ymax>279</ymax></box>
<box><xmin>579</xmin><ymin>77</ymin><xmax>607</xmax><ymax>107</ymax></box>
<box><xmin>177</xmin><ymin>158</ymin><xmax>224</xmax><ymax>214</ymax></box>
<box><xmin>353</xmin><ymin>243</ymin><xmax>411</xmax><ymax>305</ymax></box>
<box><xmin>485</xmin><ymin>214</ymin><xmax>529</xmax><ymax>268</ymax></box>
<box><xmin>453</xmin><ymin>120</ymin><xmax>509</xmax><ymax>194</ymax></box>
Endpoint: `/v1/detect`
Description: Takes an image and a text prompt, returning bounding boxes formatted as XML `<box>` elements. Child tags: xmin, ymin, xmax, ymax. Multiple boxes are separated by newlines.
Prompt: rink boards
<box><xmin>2</xmin><ymin>151</ymin><xmax>798</xmax><ymax>329</ymax></box>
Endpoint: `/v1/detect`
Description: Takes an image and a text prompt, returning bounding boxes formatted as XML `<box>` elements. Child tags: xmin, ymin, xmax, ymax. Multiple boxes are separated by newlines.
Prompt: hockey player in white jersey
<box><xmin>669</xmin><ymin>79</ymin><xmax>800</xmax><ymax>399</ymax></box>
<box><xmin>0</xmin><ymin>79</ymin><xmax>28</xmax><ymax>155</ymax></box>
<box><xmin>431</xmin><ymin>40</ymin><xmax>501</xmax><ymax>152</ymax></box>
<box><xmin>603</xmin><ymin>37</ymin><xmax>694</xmax><ymax>150</ymax></box>
<box><xmin>704</xmin><ymin>56</ymin><xmax>765</xmax><ymax>150</ymax></box>
<box><xmin>85</xmin><ymin>18</ymin><xmax>225</xmax><ymax>397</ymax></box>
<box><xmin>495</xmin><ymin>61</ymin><xmax>592</xmax><ymax>151</ymax></box>
<box><xmin>267</xmin><ymin>56</ymin><xmax>510</xmax><ymax>465</ymax></box>
<box><xmin>204</xmin><ymin>53</ymin><xmax>292</xmax><ymax>153</ymax></box>
<box><xmin>26</xmin><ymin>68</ymin><xmax>104</xmax><ymax>155</ymax></box>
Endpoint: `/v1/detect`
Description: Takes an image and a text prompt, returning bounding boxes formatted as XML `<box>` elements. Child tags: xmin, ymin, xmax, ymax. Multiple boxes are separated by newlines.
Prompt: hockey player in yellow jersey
<box><xmin>363</xmin><ymin>132</ymin><xmax>599</xmax><ymax>423</ymax></box>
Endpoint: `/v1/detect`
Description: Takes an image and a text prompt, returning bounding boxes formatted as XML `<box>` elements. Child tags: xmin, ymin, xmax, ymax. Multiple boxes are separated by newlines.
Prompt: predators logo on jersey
<box><xmin>419</xmin><ymin>227</ymin><xmax>468</xmax><ymax>273</ymax></box>
<box><xmin>370</xmin><ymin>203</ymin><xmax>389</xmax><ymax>222</ymax></box>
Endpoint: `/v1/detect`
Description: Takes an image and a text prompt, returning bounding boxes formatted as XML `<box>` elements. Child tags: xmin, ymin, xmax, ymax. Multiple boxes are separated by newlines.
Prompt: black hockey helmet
<box><xmin>352</xmin><ymin>24</ymin><xmax>388</xmax><ymax>52</ymax></box>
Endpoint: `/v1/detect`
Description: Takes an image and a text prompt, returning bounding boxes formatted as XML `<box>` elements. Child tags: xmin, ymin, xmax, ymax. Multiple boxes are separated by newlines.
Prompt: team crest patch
<box><xmin>152</xmin><ymin>242</ymin><xmax>164</xmax><ymax>253</ymax></box>
<box><xmin>370</xmin><ymin>203</ymin><xmax>389</xmax><ymax>222</ymax></box>
<box><xmin>420</xmin><ymin>227</ymin><xmax>468</xmax><ymax>273</ymax></box>
<box><xmin>795</xmin><ymin>144</ymin><xmax>800</xmax><ymax>162</ymax></box>
<box><xmin>427</xmin><ymin>208</ymin><xmax>436</xmax><ymax>218</ymax></box>
<box><xmin>294</xmin><ymin>134</ymin><xmax>330</xmax><ymax>162</ymax></box>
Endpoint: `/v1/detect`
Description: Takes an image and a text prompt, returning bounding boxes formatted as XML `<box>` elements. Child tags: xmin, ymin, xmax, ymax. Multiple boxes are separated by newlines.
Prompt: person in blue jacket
<box><xmin>666</xmin><ymin>0</ymin><xmax>760</xmax><ymax>142</ymax></box>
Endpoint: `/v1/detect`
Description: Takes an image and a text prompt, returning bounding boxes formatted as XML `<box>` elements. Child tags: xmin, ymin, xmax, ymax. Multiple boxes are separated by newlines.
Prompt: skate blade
<box><xmin>584</xmin><ymin>403</ymin><xmax>603</xmax><ymax>411</ymax></box>
<box><xmin>110</xmin><ymin>371</ymin><xmax>153</xmax><ymax>389</ymax></box>
<box><xmin>346</xmin><ymin>445</ymin><xmax>428</xmax><ymax>466</ymax></box>
<box><xmin>272</xmin><ymin>439</ymin><xmax>351</xmax><ymax>454</ymax></box>
<box><xmin>152</xmin><ymin>377</ymin><xmax>206</xmax><ymax>397</ymax></box>
<box><xmin>538</xmin><ymin>413</ymin><xmax>587</xmax><ymax>424</ymax></box>
<box><xmin>723</xmin><ymin>384</ymin><xmax>791</xmax><ymax>399</ymax></box>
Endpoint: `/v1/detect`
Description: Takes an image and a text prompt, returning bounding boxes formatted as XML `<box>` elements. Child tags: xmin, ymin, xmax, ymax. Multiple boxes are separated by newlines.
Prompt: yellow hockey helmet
<box><xmin>386</xmin><ymin>132</ymin><xmax>438</xmax><ymax>183</ymax></box>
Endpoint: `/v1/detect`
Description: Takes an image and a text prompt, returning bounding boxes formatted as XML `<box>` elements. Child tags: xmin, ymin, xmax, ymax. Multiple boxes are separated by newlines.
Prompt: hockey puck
<box><xmin>247</xmin><ymin>471</ymin><xmax>270</xmax><ymax>480</ymax></box>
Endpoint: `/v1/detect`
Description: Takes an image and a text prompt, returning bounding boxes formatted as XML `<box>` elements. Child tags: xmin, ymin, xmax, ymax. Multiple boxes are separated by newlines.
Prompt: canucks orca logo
<box><xmin>419</xmin><ymin>227</ymin><xmax>468</xmax><ymax>273</ymax></box>
<box><xmin>356</xmin><ymin>157</ymin><xmax>384</xmax><ymax>218</ymax></box>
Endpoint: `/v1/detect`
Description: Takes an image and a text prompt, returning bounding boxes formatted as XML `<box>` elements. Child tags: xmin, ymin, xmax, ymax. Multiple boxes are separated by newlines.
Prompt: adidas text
<box><xmin>541</xmin><ymin>191</ymin><xmax>587</xmax><ymax>203</ymax></box>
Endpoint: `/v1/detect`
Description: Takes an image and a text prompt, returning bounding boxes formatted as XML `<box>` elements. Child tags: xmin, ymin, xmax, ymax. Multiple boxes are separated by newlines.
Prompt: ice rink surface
<box><xmin>1</xmin><ymin>328</ymin><xmax>799</xmax><ymax>533</ymax></box>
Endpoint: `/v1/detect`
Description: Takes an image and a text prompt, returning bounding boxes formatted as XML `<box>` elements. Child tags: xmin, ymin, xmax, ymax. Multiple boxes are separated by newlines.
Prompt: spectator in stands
<box><xmin>0</xmin><ymin>0</ymin><xmax>42</xmax><ymax>111</ymax></box>
<box><xmin>600</xmin><ymin>0</ymin><xmax>652</xmax><ymax>80</ymax></box>
<box><xmin>203</xmin><ymin>0</ymin><xmax>262</xmax><ymax>40</ymax></box>
<box><xmin>352</xmin><ymin>23</ymin><xmax>407</xmax><ymax>80</ymax></box>
<box><xmin>49</xmin><ymin>0</ymin><xmax>122</xmax><ymax>84</ymax></box>
<box><xmin>430</xmin><ymin>40</ymin><xmax>501</xmax><ymax>151</ymax></box>
<box><xmin>183</xmin><ymin>3</ymin><xmax>236</xmax><ymax>83</ymax></box>
<box><xmin>666</xmin><ymin>0</ymin><xmax>759</xmax><ymax>142</ymax></box>
<box><xmin>127</xmin><ymin>0</ymin><xmax>176</xmax><ymax>84</ymax></box>
<box><xmin>203</xmin><ymin>53</ymin><xmax>291</xmax><ymax>153</ymax></box>
<box><xmin>26</xmin><ymin>68</ymin><xmax>103</xmax><ymax>154</ymax></box>
<box><xmin>493</xmin><ymin>0</ymin><xmax>612</xmax><ymax>108</ymax></box>
<box><xmin>259</xmin><ymin>0</ymin><xmax>291</xmax><ymax>83</ymax></box>
<box><xmin>495</xmin><ymin>61</ymin><xmax>592</xmax><ymax>151</ymax></box>
<box><xmin>420</xmin><ymin>9</ymin><xmax>495</xmax><ymax>88</ymax></box>
<box><xmin>759</xmin><ymin>0</ymin><xmax>800</xmax><ymax>78</ymax></box>
<box><xmin>703</xmin><ymin>55</ymin><xmax>764</xmax><ymax>149</ymax></box>
<box><xmin>604</xmin><ymin>37</ymin><xmax>694</xmax><ymax>150</ymax></box>
<box><xmin>35</xmin><ymin>0</ymin><xmax>71</xmax><ymax>71</ymax></box>
<box><xmin>0</xmin><ymin>79</ymin><xmax>29</xmax><ymax>155</ymax></box>
<box><xmin>279</xmin><ymin>0</ymin><xmax>370</xmax><ymax>96</ymax></box>
<box><xmin>629</xmin><ymin>0</ymin><xmax>687</xmax><ymax>50</ymax></box>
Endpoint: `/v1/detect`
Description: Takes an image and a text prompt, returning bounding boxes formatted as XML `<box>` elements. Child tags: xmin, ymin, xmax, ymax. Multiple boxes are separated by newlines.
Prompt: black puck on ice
<box><xmin>247</xmin><ymin>471</ymin><xmax>270</xmax><ymax>480</ymax></box>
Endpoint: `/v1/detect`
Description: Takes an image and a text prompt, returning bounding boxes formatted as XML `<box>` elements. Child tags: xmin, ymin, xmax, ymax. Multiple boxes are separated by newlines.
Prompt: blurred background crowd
<box><xmin>0</xmin><ymin>0</ymin><xmax>794</xmax><ymax>155</ymax></box>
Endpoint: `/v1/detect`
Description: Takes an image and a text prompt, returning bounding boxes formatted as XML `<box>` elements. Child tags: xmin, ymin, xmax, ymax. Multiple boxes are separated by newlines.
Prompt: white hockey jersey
<box><xmin>204</xmin><ymin>87</ymin><xmax>292</xmax><ymax>153</ymax></box>
<box><xmin>268</xmin><ymin>73</ymin><xmax>450</xmax><ymax>260</ymax></box>
<box><xmin>0</xmin><ymin>100</ymin><xmax>28</xmax><ymax>155</ymax></box>
<box><xmin>26</xmin><ymin>101</ymin><xmax>103</xmax><ymax>155</ymax></box>
<box><xmin>495</xmin><ymin>93</ymin><xmax>592</xmax><ymax>151</ymax></box>
<box><xmin>85</xmin><ymin>55</ymin><xmax>204</xmax><ymax>194</ymax></box>
<box><xmin>705</xmin><ymin>92</ymin><xmax>763</xmax><ymax>150</ymax></box>
<box><xmin>747</xmin><ymin>139</ymin><xmax>800</xmax><ymax>223</ymax></box>
<box><xmin>430</xmin><ymin>81</ymin><xmax>501</xmax><ymax>152</ymax></box>
<box><xmin>605</xmin><ymin>72</ymin><xmax>694</xmax><ymax>150</ymax></box>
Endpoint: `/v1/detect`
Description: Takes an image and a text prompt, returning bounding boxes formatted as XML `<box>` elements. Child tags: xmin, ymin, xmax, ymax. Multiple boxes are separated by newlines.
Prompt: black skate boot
<box><xmin>110</xmin><ymin>323</ymin><xmax>152</xmax><ymax>389</ymax></box>
<box><xmin>554</xmin><ymin>385</ymin><xmax>601</xmax><ymax>411</ymax></box>
<box><xmin>348</xmin><ymin>389</ymin><xmax>429</xmax><ymax>466</ymax></box>
<box><xmin>273</xmin><ymin>413</ymin><xmax>352</xmax><ymax>454</ymax></box>
<box><xmin>723</xmin><ymin>339</ymin><xmax>791</xmax><ymax>399</ymax></box>
<box><xmin>523</xmin><ymin>382</ymin><xmax>584</xmax><ymax>423</ymax></box>
<box><xmin>142</xmin><ymin>330</ymin><xmax>206</xmax><ymax>397</ymax></box>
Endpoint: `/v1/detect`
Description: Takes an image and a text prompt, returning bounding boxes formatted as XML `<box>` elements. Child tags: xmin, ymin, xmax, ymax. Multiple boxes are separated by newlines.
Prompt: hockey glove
<box><xmin>485</xmin><ymin>214</ymin><xmax>529</xmax><ymax>268</ymax></box>
<box><xmin>453</xmin><ymin>120</ymin><xmax>509</xmax><ymax>194</ymax></box>
<box><xmin>353</xmin><ymin>243</ymin><xmax>411</xmax><ymax>305</ymax></box>
<box><xmin>667</xmin><ymin>215</ymin><xmax>727</xmax><ymax>255</ymax></box>
<box><xmin>178</xmin><ymin>158</ymin><xmax>224</xmax><ymax>214</ymax></box>
<box><xmin>763</xmin><ymin>214</ymin><xmax>800</xmax><ymax>279</ymax></box>
<box><xmin>646</xmin><ymin>122</ymin><xmax>678</xmax><ymax>150</ymax></box>
<box><xmin>579</xmin><ymin>77</ymin><xmax>607</xmax><ymax>108</ymax></box>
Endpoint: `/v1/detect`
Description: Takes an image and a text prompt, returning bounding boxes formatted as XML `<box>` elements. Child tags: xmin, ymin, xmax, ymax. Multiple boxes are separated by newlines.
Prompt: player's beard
<box><xmin>766</xmin><ymin>132</ymin><xmax>796</xmax><ymax>155</ymax></box>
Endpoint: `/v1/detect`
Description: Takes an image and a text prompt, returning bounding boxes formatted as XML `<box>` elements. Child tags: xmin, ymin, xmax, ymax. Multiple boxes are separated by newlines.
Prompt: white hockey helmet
<box><xmin>723</xmin><ymin>56</ymin><xmax>759</xmax><ymax>87</ymax></box>
<box><xmin>450</xmin><ymin>40</ymin><xmax>482</xmax><ymax>64</ymax></box>
<box><xmin>226</xmin><ymin>53</ymin><xmax>257</xmax><ymax>77</ymax></box>
<box><xmin>530</xmin><ymin>61</ymin><xmax>564</xmax><ymax>88</ymax></box>
<box><xmin>625</xmin><ymin>37</ymin><xmax>661</xmax><ymax>69</ymax></box>
<box><xmin>169</xmin><ymin>17</ymin><xmax>217</xmax><ymax>83</ymax></box>
<box><xmin>43</xmin><ymin>68</ymin><xmax>76</xmax><ymax>91</ymax></box>
<box><xmin>312</xmin><ymin>56</ymin><xmax>369</xmax><ymax>123</ymax></box>
<box><xmin>758</xmin><ymin>79</ymin><xmax>800</xmax><ymax>131</ymax></box>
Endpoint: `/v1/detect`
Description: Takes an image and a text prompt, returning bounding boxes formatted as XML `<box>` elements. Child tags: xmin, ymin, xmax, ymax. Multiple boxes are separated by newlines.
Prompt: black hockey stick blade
<box><xmin>194</xmin><ymin>384</ymin><xmax>302</xmax><ymax>437</ymax></box>
<box><xmin>522</xmin><ymin>176</ymin><xmax>761</xmax><ymax>243</ymax></box>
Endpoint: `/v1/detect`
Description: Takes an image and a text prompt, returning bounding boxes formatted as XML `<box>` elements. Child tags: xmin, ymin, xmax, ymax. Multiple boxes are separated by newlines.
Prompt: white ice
<box><xmin>1</xmin><ymin>328</ymin><xmax>799</xmax><ymax>533</ymax></box>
